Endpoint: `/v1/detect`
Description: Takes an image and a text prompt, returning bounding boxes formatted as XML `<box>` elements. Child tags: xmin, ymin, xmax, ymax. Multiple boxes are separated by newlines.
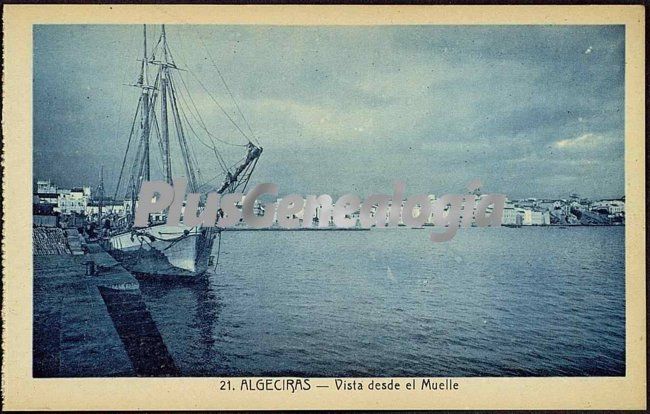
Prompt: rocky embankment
<box><xmin>549</xmin><ymin>209</ymin><xmax>619</xmax><ymax>226</ymax></box>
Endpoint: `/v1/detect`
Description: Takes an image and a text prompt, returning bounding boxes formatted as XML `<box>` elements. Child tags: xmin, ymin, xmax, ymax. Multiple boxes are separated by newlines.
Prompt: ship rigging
<box><xmin>107</xmin><ymin>24</ymin><xmax>263</xmax><ymax>279</ymax></box>
<box><xmin>114</xmin><ymin>25</ymin><xmax>262</xmax><ymax>209</ymax></box>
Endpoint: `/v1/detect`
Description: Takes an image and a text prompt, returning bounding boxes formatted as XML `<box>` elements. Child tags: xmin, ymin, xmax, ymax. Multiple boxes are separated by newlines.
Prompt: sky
<box><xmin>33</xmin><ymin>25</ymin><xmax>625</xmax><ymax>200</ymax></box>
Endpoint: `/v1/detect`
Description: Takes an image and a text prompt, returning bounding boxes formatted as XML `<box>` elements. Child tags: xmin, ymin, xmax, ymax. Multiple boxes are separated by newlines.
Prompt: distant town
<box><xmin>33</xmin><ymin>178</ymin><xmax>625</xmax><ymax>228</ymax></box>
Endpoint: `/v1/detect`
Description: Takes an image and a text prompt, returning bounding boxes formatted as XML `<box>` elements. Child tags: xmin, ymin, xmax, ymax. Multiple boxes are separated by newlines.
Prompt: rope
<box><xmin>110</xmin><ymin>27</ymin><xmax>139</xmax><ymax>178</ymax></box>
<box><xmin>131</xmin><ymin>228</ymin><xmax>194</xmax><ymax>247</ymax></box>
<box><xmin>191</xmin><ymin>28</ymin><xmax>260</xmax><ymax>145</ymax></box>
<box><xmin>175</xmin><ymin>68</ymin><xmax>247</xmax><ymax>148</ymax></box>
<box><xmin>113</xmin><ymin>95</ymin><xmax>142</xmax><ymax>204</ymax></box>
<box><xmin>172</xmin><ymin>74</ymin><xmax>230</xmax><ymax>173</ymax></box>
<box><xmin>215</xmin><ymin>230</ymin><xmax>222</xmax><ymax>269</ymax></box>
<box><xmin>167</xmin><ymin>30</ymin><xmax>253</xmax><ymax>144</ymax></box>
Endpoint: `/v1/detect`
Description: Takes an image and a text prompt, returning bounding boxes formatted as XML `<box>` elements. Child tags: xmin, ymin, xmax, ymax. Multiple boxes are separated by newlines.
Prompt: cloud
<box><xmin>554</xmin><ymin>133</ymin><xmax>603</xmax><ymax>149</ymax></box>
<box><xmin>33</xmin><ymin>25</ymin><xmax>625</xmax><ymax>199</ymax></box>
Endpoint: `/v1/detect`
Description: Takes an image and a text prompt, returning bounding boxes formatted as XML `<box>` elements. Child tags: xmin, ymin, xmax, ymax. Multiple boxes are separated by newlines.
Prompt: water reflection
<box><xmin>138</xmin><ymin>273</ymin><xmax>223</xmax><ymax>376</ymax></box>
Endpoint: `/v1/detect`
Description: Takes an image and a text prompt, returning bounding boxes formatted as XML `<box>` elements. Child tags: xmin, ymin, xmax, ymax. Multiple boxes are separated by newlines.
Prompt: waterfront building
<box><xmin>537</xmin><ymin>200</ymin><xmax>556</xmax><ymax>211</ymax></box>
<box><xmin>33</xmin><ymin>203</ymin><xmax>58</xmax><ymax>227</ymax></box>
<box><xmin>35</xmin><ymin>192</ymin><xmax>59</xmax><ymax>206</ymax></box>
<box><xmin>58</xmin><ymin>187</ymin><xmax>91</xmax><ymax>215</ymax></box>
<box><xmin>36</xmin><ymin>179</ymin><xmax>57</xmax><ymax>194</ymax></box>
<box><xmin>529</xmin><ymin>210</ymin><xmax>544</xmax><ymax>225</ymax></box>
<box><xmin>591</xmin><ymin>199</ymin><xmax>625</xmax><ymax>215</ymax></box>
<box><xmin>518</xmin><ymin>198</ymin><xmax>539</xmax><ymax>209</ymax></box>
<box><xmin>501</xmin><ymin>206</ymin><xmax>518</xmax><ymax>225</ymax></box>
<box><xmin>34</xmin><ymin>179</ymin><xmax>59</xmax><ymax>206</ymax></box>
<box><xmin>85</xmin><ymin>201</ymin><xmax>127</xmax><ymax>220</ymax></box>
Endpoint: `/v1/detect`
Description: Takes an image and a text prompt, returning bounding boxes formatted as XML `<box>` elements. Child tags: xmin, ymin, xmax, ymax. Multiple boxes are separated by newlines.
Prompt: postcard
<box><xmin>1</xmin><ymin>4</ymin><xmax>646</xmax><ymax>410</ymax></box>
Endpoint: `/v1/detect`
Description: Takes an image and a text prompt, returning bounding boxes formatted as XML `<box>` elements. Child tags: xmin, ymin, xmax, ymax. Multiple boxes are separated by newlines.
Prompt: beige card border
<box><xmin>2</xmin><ymin>5</ymin><xmax>646</xmax><ymax>410</ymax></box>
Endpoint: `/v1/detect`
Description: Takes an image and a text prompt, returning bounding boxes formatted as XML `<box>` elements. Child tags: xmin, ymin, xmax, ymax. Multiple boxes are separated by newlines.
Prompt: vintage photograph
<box><xmin>31</xmin><ymin>23</ymin><xmax>628</xmax><ymax>379</ymax></box>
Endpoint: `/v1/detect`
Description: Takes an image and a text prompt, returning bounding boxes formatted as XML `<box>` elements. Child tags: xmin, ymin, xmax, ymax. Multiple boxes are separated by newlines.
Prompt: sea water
<box><xmin>139</xmin><ymin>226</ymin><xmax>625</xmax><ymax>377</ymax></box>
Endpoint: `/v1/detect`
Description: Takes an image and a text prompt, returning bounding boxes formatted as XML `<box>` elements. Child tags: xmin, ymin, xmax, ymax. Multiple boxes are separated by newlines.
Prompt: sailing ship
<box><xmin>107</xmin><ymin>25</ymin><xmax>262</xmax><ymax>279</ymax></box>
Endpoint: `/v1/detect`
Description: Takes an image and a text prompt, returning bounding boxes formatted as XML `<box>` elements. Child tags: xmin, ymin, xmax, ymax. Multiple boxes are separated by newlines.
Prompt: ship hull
<box><xmin>107</xmin><ymin>224</ymin><xmax>216</xmax><ymax>279</ymax></box>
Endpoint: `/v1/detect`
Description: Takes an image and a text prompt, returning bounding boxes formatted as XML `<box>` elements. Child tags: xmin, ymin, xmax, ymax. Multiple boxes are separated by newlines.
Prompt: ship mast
<box><xmin>98</xmin><ymin>165</ymin><xmax>104</xmax><ymax>225</ymax></box>
<box><xmin>130</xmin><ymin>180</ymin><xmax>136</xmax><ymax>219</ymax></box>
<box><xmin>114</xmin><ymin>25</ymin><xmax>264</xmax><ymax>217</ymax></box>
<box><xmin>160</xmin><ymin>25</ymin><xmax>172</xmax><ymax>184</ymax></box>
<box><xmin>141</xmin><ymin>24</ymin><xmax>151</xmax><ymax>182</ymax></box>
<box><xmin>151</xmin><ymin>25</ymin><xmax>199</xmax><ymax>190</ymax></box>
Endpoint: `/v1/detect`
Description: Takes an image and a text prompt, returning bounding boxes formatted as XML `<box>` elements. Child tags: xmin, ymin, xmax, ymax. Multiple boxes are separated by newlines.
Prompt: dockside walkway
<box><xmin>33</xmin><ymin>228</ymin><xmax>178</xmax><ymax>377</ymax></box>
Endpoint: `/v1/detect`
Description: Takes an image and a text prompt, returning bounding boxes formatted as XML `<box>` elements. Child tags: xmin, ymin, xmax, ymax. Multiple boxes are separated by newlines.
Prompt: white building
<box><xmin>36</xmin><ymin>180</ymin><xmax>57</xmax><ymax>194</ymax></box>
<box><xmin>529</xmin><ymin>210</ymin><xmax>544</xmax><ymax>226</ymax></box>
<box><xmin>591</xmin><ymin>200</ymin><xmax>625</xmax><ymax>215</ymax></box>
<box><xmin>57</xmin><ymin>187</ymin><xmax>91</xmax><ymax>215</ymax></box>
<box><xmin>34</xmin><ymin>179</ymin><xmax>59</xmax><ymax>206</ymax></box>
<box><xmin>501</xmin><ymin>206</ymin><xmax>519</xmax><ymax>225</ymax></box>
<box><xmin>502</xmin><ymin>201</ymin><xmax>547</xmax><ymax>226</ymax></box>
